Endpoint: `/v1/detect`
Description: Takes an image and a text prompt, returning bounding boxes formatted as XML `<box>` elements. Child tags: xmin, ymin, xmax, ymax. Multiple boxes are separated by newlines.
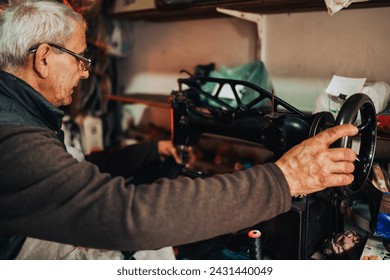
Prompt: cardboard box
<box><xmin>112</xmin><ymin>0</ymin><xmax>155</xmax><ymax>14</ymax></box>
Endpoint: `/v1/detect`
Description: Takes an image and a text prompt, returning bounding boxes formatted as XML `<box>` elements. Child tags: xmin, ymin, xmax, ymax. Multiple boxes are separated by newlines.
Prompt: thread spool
<box><xmin>248</xmin><ymin>229</ymin><xmax>263</xmax><ymax>260</ymax></box>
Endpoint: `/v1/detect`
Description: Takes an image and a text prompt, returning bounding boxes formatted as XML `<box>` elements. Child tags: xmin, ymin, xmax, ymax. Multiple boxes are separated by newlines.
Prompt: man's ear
<box><xmin>32</xmin><ymin>44</ymin><xmax>51</xmax><ymax>78</ymax></box>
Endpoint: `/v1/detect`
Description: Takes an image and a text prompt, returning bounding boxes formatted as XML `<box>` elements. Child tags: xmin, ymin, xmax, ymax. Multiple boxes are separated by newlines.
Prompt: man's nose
<box><xmin>80</xmin><ymin>69</ymin><xmax>89</xmax><ymax>79</ymax></box>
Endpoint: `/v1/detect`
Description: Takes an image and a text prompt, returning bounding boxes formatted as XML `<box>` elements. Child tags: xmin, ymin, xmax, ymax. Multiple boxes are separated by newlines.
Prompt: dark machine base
<box><xmin>257</xmin><ymin>194</ymin><xmax>342</xmax><ymax>259</ymax></box>
<box><xmin>174</xmin><ymin>190</ymin><xmax>344</xmax><ymax>260</ymax></box>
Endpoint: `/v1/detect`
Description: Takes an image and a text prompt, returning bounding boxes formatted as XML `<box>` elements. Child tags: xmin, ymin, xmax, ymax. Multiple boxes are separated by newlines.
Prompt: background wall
<box><xmin>117</xmin><ymin>17</ymin><xmax>257</xmax><ymax>93</ymax></box>
<box><xmin>262</xmin><ymin>7</ymin><xmax>390</xmax><ymax>111</ymax></box>
<box><xmin>116</xmin><ymin>6</ymin><xmax>390</xmax><ymax>129</ymax></box>
<box><xmin>116</xmin><ymin>17</ymin><xmax>257</xmax><ymax>129</ymax></box>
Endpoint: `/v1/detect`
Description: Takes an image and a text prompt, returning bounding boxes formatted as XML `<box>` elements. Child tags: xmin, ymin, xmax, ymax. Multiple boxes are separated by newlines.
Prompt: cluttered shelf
<box><xmin>377</xmin><ymin>113</ymin><xmax>390</xmax><ymax>153</ymax></box>
<box><xmin>105</xmin><ymin>93</ymin><xmax>170</xmax><ymax>109</ymax></box>
<box><xmin>376</xmin><ymin>133</ymin><xmax>390</xmax><ymax>161</ymax></box>
<box><xmin>378</xmin><ymin>133</ymin><xmax>390</xmax><ymax>141</ymax></box>
<box><xmin>111</xmin><ymin>0</ymin><xmax>390</xmax><ymax>21</ymax></box>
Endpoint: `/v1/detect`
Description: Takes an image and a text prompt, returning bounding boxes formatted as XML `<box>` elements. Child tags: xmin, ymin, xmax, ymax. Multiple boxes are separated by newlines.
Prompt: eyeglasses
<box><xmin>29</xmin><ymin>43</ymin><xmax>92</xmax><ymax>71</ymax></box>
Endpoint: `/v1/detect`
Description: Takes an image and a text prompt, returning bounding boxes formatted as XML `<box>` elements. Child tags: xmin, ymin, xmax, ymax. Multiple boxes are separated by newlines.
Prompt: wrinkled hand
<box><xmin>157</xmin><ymin>140</ymin><xmax>195</xmax><ymax>167</ymax></box>
<box><xmin>275</xmin><ymin>124</ymin><xmax>358</xmax><ymax>197</ymax></box>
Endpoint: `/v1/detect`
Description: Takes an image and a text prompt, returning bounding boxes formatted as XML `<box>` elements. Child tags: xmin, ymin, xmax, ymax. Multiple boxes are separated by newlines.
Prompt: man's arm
<box><xmin>85</xmin><ymin>141</ymin><xmax>161</xmax><ymax>178</ymax></box>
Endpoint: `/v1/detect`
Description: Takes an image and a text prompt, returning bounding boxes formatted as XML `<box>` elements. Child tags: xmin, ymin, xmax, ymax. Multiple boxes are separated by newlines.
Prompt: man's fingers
<box><xmin>329</xmin><ymin>148</ymin><xmax>357</xmax><ymax>162</ymax></box>
<box><xmin>324</xmin><ymin>173</ymin><xmax>355</xmax><ymax>187</ymax></box>
<box><xmin>327</xmin><ymin>161</ymin><xmax>355</xmax><ymax>174</ymax></box>
<box><xmin>170</xmin><ymin>147</ymin><xmax>183</xmax><ymax>164</ymax></box>
<box><xmin>315</xmin><ymin>124</ymin><xmax>358</xmax><ymax>146</ymax></box>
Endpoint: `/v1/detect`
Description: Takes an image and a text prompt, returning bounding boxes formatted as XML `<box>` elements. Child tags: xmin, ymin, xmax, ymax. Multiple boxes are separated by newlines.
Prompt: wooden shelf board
<box><xmin>105</xmin><ymin>94</ymin><xmax>171</xmax><ymax>109</ymax></box>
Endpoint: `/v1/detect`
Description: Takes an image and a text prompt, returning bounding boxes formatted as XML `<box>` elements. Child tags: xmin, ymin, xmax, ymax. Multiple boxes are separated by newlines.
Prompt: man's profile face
<box><xmin>45</xmin><ymin>20</ymin><xmax>89</xmax><ymax>107</ymax></box>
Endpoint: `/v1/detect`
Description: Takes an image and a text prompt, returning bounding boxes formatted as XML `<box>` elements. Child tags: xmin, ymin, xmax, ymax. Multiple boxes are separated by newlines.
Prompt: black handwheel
<box><xmin>309</xmin><ymin>111</ymin><xmax>335</xmax><ymax>138</ymax></box>
<box><xmin>334</xmin><ymin>93</ymin><xmax>377</xmax><ymax>197</ymax></box>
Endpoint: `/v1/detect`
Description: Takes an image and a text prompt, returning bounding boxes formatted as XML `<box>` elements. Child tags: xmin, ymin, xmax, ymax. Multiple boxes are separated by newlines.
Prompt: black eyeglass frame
<box><xmin>29</xmin><ymin>43</ymin><xmax>92</xmax><ymax>71</ymax></box>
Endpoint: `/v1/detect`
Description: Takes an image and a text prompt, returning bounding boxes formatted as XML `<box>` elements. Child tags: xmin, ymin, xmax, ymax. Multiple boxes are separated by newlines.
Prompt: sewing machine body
<box><xmin>169</xmin><ymin>76</ymin><xmax>376</xmax><ymax>259</ymax></box>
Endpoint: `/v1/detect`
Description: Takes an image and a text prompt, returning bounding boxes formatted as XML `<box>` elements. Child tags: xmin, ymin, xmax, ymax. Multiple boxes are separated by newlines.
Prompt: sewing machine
<box><xmin>169</xmin><ymin>74</ymin><xmax>377</xmax><ymax>259</ymax></box>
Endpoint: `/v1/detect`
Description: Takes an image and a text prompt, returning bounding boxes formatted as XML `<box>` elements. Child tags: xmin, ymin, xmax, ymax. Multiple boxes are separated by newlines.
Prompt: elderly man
<box><xmin>0</xmin><ymin>0</ymin><xmax>358</xmax><ymax>259</ymax></box>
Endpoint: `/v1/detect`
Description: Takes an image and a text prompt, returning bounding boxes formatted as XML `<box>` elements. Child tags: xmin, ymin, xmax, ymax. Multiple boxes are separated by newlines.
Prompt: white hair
<box><xmin>0</xmin><ymin>0</ymin><xmax>85</xmax><ymax>70</ymax></box>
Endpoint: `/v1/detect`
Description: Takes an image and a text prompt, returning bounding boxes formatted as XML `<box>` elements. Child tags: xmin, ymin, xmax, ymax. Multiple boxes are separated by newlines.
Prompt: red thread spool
<box><xmin>248</xmin><ymin>230</ymin><xmax>262</xmax><ymax>260</ymax></box>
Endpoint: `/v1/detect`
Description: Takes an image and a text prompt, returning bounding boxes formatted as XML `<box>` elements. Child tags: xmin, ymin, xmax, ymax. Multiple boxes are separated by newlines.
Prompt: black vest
<box><xmin>0</xmin><ymin>70</ymin><xmax>65</xmax><ymax>259</ymax></box>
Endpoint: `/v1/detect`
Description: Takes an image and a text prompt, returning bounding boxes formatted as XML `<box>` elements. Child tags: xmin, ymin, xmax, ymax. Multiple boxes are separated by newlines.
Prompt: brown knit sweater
<box><xmin>0</xmin><ymin>125</ymin><xmax>291</xmax><ymax>251</ymax></box>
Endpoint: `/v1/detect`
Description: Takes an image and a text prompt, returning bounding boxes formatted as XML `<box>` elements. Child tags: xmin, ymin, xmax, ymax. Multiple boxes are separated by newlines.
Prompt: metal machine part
<box><xmin>334</xmin><ymin>94</ymin><xmax>377</xmax><ymax>196</ymax></box>
<box><xmin>170</xmin><ymin>75</ymin><xmax>377</xmax><ymax>197</ymax></box>
<box><xmin>170</xmin><ymin>76</ymin><xmax>313</xmax><ymax>157</ymax></box>
<box><xmin>169</xmin><ymin>76</ymin><xmax>378</xmax><ymax>260</ymax></box>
